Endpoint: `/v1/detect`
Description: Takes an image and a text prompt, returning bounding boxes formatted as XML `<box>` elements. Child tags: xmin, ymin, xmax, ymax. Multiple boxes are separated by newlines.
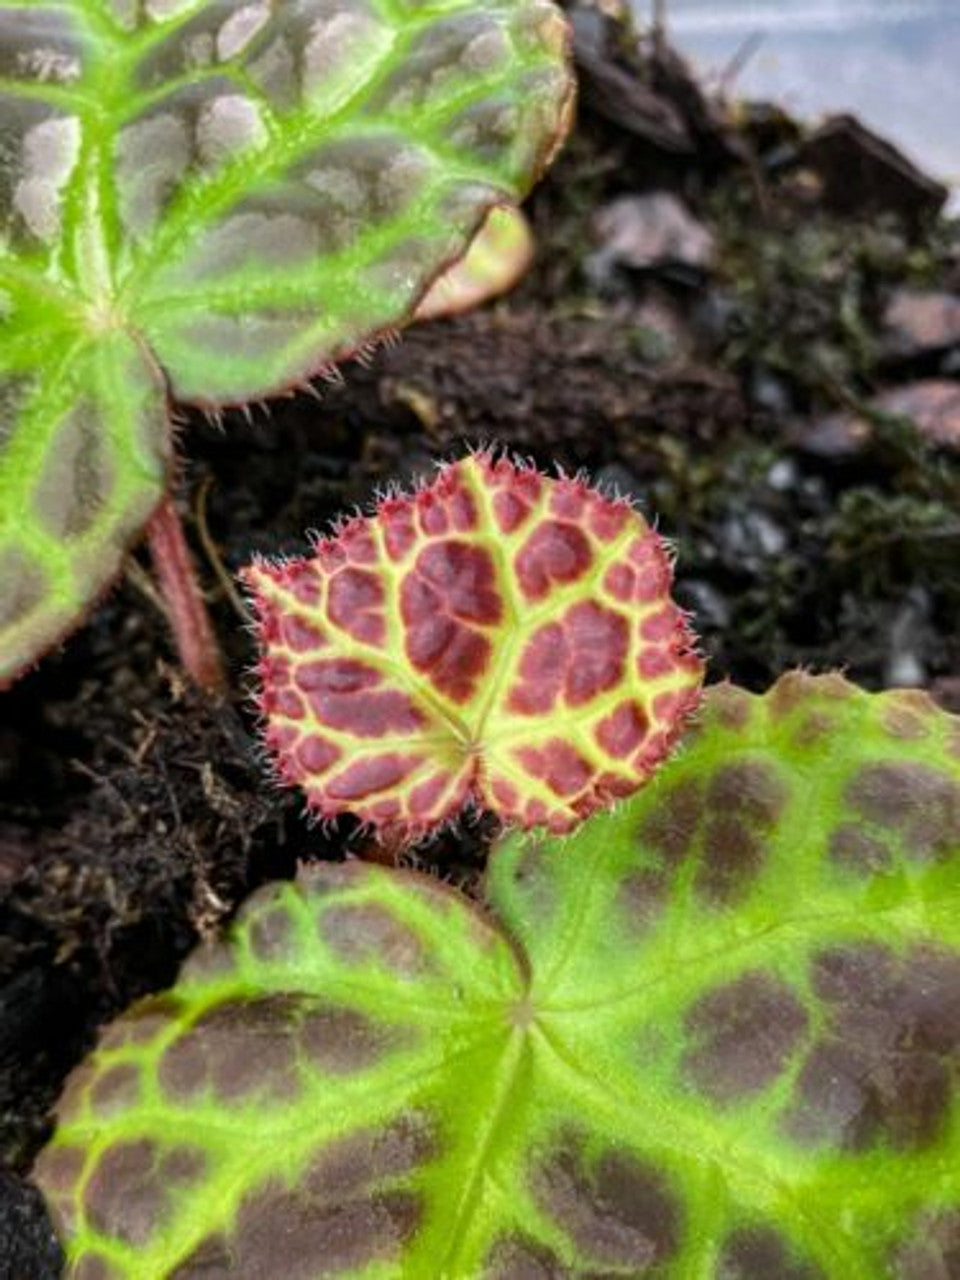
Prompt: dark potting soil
<box><xmin>2</xmin><ymin>12</ymin><xmax>959</xmax><ymax>1275</ymax></box>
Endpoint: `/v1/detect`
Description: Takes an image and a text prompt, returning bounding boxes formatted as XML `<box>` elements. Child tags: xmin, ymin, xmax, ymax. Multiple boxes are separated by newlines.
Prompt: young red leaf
<box><xmin>241</xmin><ymin>454</ymin><xmax>703</xmax><ymax>839</ymax></box>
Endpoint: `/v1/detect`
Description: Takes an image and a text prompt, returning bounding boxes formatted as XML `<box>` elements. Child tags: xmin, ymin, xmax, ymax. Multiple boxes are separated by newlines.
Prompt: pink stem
<box><xmin>147</xmin><ymin>493</ymin><xmax>226</xmax><ymax>695</ymax></box>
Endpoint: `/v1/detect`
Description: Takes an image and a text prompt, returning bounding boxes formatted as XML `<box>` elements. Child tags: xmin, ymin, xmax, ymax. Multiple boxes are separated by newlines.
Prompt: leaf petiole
<box><xmin>146</xmin><ymin>491</ymin><xmax>226</xmax><ymax>696</ymax></box>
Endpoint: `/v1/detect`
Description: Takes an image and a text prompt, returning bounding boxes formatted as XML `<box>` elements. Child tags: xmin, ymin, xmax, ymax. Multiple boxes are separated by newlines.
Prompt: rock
<box><xmin>800</xmin><ymin>380</ymin><xmax>960</xmax><ymax>457</ymax></box>
<box><xmin>720</xmin><ymin>510</ymin><xmax>787</xmax><ymax>561</ymax></box>
<box><xmin>570</xmin><ymin>7</ymin><xmax>694</xmax><ymax>153</ymax></box>
<box><xmin>881</xmin><ymin>289</ymin><xmax>960</xmax><ymax>361</ymax></box>
<box><xmin>887</xmin><ymin>649</ymin><xmax>927</xmax><ymax>689</ymax></box>
<box><xmin>884</xmin><ymin>587</ymin><xmax>931</xmax><ymax>689</ymax></box>
<box><xmin>796</xmin><ymin>411</ymin><xmax>873</xmax><ymax>460</ymax></box>
<box><xmin>567</xmin><ymin>3</ymin><xmax>748</xmax><ymax>165</ymax></box>
<box><xmin>590</xmin><ymin>193</ymin><xmax>716</xmax><ymax>275</ymax></box>
<box><xmin>675</xmin><ymin>579</ymin><xmax>730</xmax><ymax>630</ymax></box>
<box><xmin>748</xmin><ymin>370</ymin><xmax>792</xmax><ymax>415</ymax></box>
<box><xmin>800</xmin><ymin>114</ymin><xmax>948</xmax><ymax>223</ymax></box>
<box><xmin>876</xmin><ymin>380</ymin><xmax>960</xmax><ymax>448</ymax></box>
<box><xmin>766</xmin><ymin>459</ymin><xmax>798</xmax><ymax>492</ymax></box>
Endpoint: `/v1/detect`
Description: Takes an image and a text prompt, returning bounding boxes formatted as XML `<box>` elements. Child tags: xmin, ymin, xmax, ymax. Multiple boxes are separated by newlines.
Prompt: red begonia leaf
<box><xmin>241</xmin><ymin>453</ymin><xmax>703</xmax><ymax>839</ymax></box>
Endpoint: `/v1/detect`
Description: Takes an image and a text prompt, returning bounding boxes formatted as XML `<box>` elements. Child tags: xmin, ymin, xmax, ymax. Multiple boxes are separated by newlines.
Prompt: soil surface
<box><xmin>2</xmin><ymin>9</ymin><xmax>959</xmax><ymax>1275</ymax></box>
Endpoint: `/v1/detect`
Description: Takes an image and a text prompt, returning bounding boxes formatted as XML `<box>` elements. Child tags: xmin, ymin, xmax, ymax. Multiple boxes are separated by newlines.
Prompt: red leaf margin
<box><xmin>240</xmin><ymin>451</ymin><xmax>703</xmax><ymax>842</ymax></box>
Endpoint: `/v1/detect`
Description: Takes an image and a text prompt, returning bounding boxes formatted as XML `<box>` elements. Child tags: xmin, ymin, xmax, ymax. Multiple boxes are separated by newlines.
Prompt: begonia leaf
<box><xmin>36</xmin><ymin>672</ymin><xmax>960</xmax><ymax>1277</ymax></box>
<box><xmin>0</xmin><ymin>0</ymin><xmax>573</xmax><ymax>686</ymax></box>
<box><xmin>414</xmin><ymin>204</ymin><xmax>534</xmax><ymax>322</ymax></box>
<box><xmin>241</xmin><ymin>452</ymin><xmax>704</xmax><ymax>838</ymax></box>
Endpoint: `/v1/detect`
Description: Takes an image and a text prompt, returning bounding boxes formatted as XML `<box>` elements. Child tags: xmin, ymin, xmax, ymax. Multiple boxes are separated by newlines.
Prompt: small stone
<box><xmin>721</xmin><ymin>511</ymin><xmax>786</xmax><ymax>561</ymax></box>
<box><xmin>884</xmin><ymin>588</ymin><xmax>931</xmax><ymax>689</ymax></box>
<box><xmin>748</xmin><ymin>370</ymin><xmax>791</xmax><ymax>415</ymax></box>
<box><xmin>766</xmin><ymin>459</ymin><xmax>797</xmax><ymax>492</ymax></box>
<box><xmin>801</xmin><ymin>380</ymin><xmax>960</xmax><ymax>457</ymax></box>
<box><xmin>589</xmin><ymin>193</ymin><xmax>715</xmax><ymax>274</ymax></box>
<box><xmin>876</xmin><ymin>381</ymin><xmax>960</xmax><ymax>448</ymax></box>
<box><xmin>692</xmin><ymin>289</ymin><xmax>737</xmax><ymax>345</ymax></box>
<box><xmin>887</xmin><ymin>650</ymin><xmax>926</xmax><ymax>689</ymax></box>
<box><xmin>675</xmin><ymin>580</ymin><xmax>730</xmax><ymax>630</ymax></box>
<box><xmin>797</xmin><ymin>412</ymin><xmax>871</xmax><ymax>460</ymax></box>
<box><xmin>882</xmin><ymin>290</ymin><xmax>960</xmax><ymax>361</ymax></box>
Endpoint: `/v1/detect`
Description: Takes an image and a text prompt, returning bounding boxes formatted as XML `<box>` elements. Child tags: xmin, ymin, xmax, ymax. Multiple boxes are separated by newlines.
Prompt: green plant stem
<box><xmin>147</xmin><ymin>492</ymin><xmax>226</xmax><ymax>695</ymax></box>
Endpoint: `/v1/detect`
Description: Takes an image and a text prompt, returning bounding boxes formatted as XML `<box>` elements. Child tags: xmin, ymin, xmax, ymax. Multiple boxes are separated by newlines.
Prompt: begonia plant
<box><xmin>35</xmin><ymin>673</ymin><xmax>960</xmax><ymax>1277</ymax></box>
<box><xmin>0</xmin><ymin>0</ymin><xmax>573</xmax><ymax>691</ymax></box>
<box><xmin>242</xmin><ymin>452</ymin><xmax>704</xmax><ymax>839</ymax></box>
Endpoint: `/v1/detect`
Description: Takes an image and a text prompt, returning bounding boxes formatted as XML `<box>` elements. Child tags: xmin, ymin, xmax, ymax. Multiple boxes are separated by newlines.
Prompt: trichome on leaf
<box><xmin>242</xmin><ymin>452</ymin><xmax>704</xmax><ymax>839</ymax></box>
<box><xmin>34</xmin><ymin>673</ymin><xmax>960</xmax><ymax>1277</ymax></box>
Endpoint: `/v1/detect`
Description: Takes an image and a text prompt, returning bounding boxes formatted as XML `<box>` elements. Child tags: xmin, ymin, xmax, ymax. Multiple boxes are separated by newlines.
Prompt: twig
<box><xmin>124</xmin><ymin>557</ymin><xmax>168</xmax><ymax>619</ymax></box>
<box><xmin>652</xmin><ymin>0</ymin><xmax>667</xmax><ymax>54</ymax></box>
<box><xmin>195</xmin><ymin>475</ymin><xmax>250</xmax><ymax>622</ymax></box>
<box><xmin>719</xmin><ymin>31</ymin><xmax>764</xmax><ymax>97</ymax></box>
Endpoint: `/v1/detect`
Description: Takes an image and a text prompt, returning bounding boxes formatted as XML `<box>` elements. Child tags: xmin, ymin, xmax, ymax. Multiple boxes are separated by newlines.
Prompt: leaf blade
<box><xmin>0</xmin><ymin>0</ymin><xmax>573</xmax><ymax>682</ymax></box>
<box><xmin>35</xmin><ymin>675</ymin><xmax>960</xmax><ymax>1276</ymax></box>
<box><xmin>243</xmin><ymin>452</ymin><xmax>703</xmax><ymax>837</ymax></box>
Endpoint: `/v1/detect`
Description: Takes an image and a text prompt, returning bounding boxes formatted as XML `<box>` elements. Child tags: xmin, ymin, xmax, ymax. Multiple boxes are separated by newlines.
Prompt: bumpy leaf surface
<box><xmin>0</xmin><ymin>0</ymin><xmax>573</xmax><ymax>686</ymax></box>
<box><xmin>36</xmin><ymin>673</ymin><xmax>960</xmax><ymax>1278</ymax></box>
<box><xmin>242</xmin><ymin>452</ymin><xmax>703</xmax><ymax>837</ymax></box>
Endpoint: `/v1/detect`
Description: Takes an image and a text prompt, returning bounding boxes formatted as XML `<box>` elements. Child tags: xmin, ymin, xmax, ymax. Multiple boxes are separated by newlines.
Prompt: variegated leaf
<box><xmin>36</xmin><ymin>673</ymin><xmax>960</xmax><ymax>1277</ymax></box>
<box><xmin>242</xmin><ymin>452</ymin><xmax>703</xmax><ymax>838</ymax></box>
<box><xmin>0</xmin><ymin>0</ymin><xmax>573</xmax><ymax>684</ymax></box>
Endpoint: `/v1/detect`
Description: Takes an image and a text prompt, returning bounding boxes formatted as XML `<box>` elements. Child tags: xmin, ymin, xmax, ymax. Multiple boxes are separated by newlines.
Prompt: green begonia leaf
<box><xmin>35</xmin><ymin>673</ymin><xmax>960</xmax><ymax>1276</ymax></box>
<box><xmin>0</xmin><ymin>0</ymin><xmax>573</xmax><ymax>685</ymax></box>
